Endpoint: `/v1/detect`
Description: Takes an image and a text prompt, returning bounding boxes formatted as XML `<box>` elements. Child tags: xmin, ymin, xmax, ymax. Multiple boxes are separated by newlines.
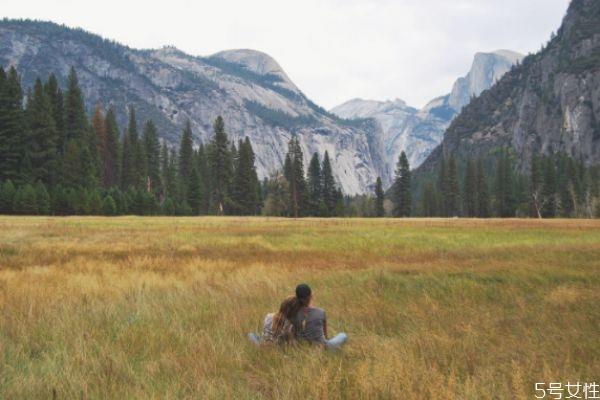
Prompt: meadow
<box><xmin>0</xmin><ymin>217</ymin><xmax>599</xmax><ymax>399</ymax></box>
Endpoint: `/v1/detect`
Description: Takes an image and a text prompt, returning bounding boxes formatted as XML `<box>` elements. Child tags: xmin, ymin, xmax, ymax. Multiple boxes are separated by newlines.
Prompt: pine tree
<box><xmin>51</xmin><ymin>185</ymin><xmax>69</xmax><ymax>215</ymax></box>
<box><xmin>26</xmin><ymin>78</ymin><xmax>58</xmax><ymax>186</ymax></box>
<box><xmin>422</xmin><ymin>182</ymin><xmax>438</xmax><ymax>217</ymax></box>
<box><xmin>542</xmin><ymin>156</ymin><xmax>558</xmax><ymax>218</ymax></box>
<box><xmin>143</xmin><ymin>120</ymin><xmax>161</xmax><ymax>195</ymax></box>
<box><xmin>34</xmin><ymin>181</ymin><xmax>51</xmax><ymax>214</ymax></box>
<box><xmin>375</xmin><ymin>177</ymin><xmax>385</xmax><ymax>217</ymax></box>
<box><xmin>101</xmin><ymin>195</ymin><xmax>117</xmax><ymax>216</ymax></box>
<box><xmin>283</xmin><ymin>137</ymin><xmax>308</xmax><ymax>217</ymax></box>
<box><xmin>494</xmin><ymin>151</ymin><xmax>516</xmax><ymax>217</ymax></box>
<box><xmin>438</xmin><ymin>158</ymin><xmax>449</xmax><ymax>216</ymax></box>
<box><xmin>188</xmin><ymin>164</ymin><xmax>203</xmax><ymax>215</ymax></box>
<box><xmin>334</xmin><ymin>188</ymin><xmax>345</xmax><ymax>217</ymax></box>
<box><xmin>166</xmin><ymin>147</ymin><xmax>180</xmax><ymax>204</ymax></box>
<box><xmin>476</xmin><ymin>159</ymin><xmax>491</xmax><ymax>218</ymax></box>
<box><xmin>160</xmin><ymin>142</ymin><xmax>170</xmax><ymax>199</ymax></box>
<box><xmin>196</xmin><ymin>143</ymin><xmax>210</xmax><ymax>214</ymax></box>
<box><xmin>208</xmin><ymin>116</ymin><xmax>233</xmax><ymax>214</ymax></box>
<box><xmin>44</xmin><ymin>74</ymin><xmax>64</xmax><ymax>153</ymax></box>
<box><xmin>13</xmin><ymin>184</ymin><xmax>37</xmax><ymax>215</ymax></box>
<box><xmin>558</xmin><ymin>153</ymin><xmax>575</xmax><ymax>217</ymax></box>
<box><xmin>103</xmin><ymin>107</ymin><xmax>120</xmax><ymax>188</ymax></box>
<box><xmin>0</xmin><ymin>180</ymin><xmax>16</xmax><ymax>213</ymax></box>
<box><xmin>91</xmin><ymin>104</ymin><xmax>107</xmax><ymax>184</ymax></box>
<box><xmin>530</xmin><ymin>154</ymin><xmax>543</xmax><ymax>218</ymax></box>
<box><xmin>134</xmin><ymin>127</ymin><xmax>147</xmax><ymax>192</ymax></box>
<box><xmin>321</xmin><ymin>151</ymin><xmax>336</xmax><ymax>216</ymax></box>
<box><xmin>0</xmin><ymin>67</ymin><xmax>25</xmax><ymax>183</ymax></box>
<box><xmin>263</xmin><ymin>171</ymin><xmax>290</xmax><ymax>216</ymax></box>
<box><xmin>179</xmin><ymin>120</ymin><xmax>194</xmax><ymax>189</ymax></box>
<box><xmin>463</xmin><ymin>158</ymin><xmax>477</xmax><ymax>217</ymax></box>
<box><xmin>61</xmin><ymin>140</ymin><xmax>84</xmax><ymax>188</ymax></box>
<box><xmin>88</xmin><ymin>189</ymin><xmax>103</xmax><ymax>215</ymax></box>
<box><xmin>392</xmin><ymin>151</ymin><xmax>412</xmax><ymax>217</ymax></box>
<box><xmin>63</xmin><ymin>68</ymin><xmax>87</xmax><ymax>142</ymax></box>
<box><xmin>307</xmin><ymin>152</ymin><xmax>323</xmax><ymax>216</ymax></box>
<box><xmin>121</xmin><ymin>106</ymin><xmax>140</xmax><ymax>189</ymax></box>
<box><xmin>233</xmin><ymin>137</ymin><xmax>259</xmax><ymax>215</ymax></box>
<box><xmin>446</xmin><ymin>155</ymin><xmax>460</xmax><ymax>217</ymax></box>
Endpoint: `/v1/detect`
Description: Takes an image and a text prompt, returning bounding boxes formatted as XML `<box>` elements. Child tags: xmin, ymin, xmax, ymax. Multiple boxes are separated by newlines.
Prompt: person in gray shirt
<box><xmin>292</xmin><ymin>283</ymin><xmax>348</xmax><ymax>349</ymax></box>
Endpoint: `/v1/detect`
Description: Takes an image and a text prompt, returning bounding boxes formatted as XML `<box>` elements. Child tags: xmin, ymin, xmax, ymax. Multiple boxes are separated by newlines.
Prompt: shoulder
<box><xmin>264</xmin><ymin>313</ymin><xmax>274</xmax><ymax>324</ymax></box>
<box><xmin>311</xmin><ymin>307</ymin><xmax>326</xmax><ymax>319</ymax></box>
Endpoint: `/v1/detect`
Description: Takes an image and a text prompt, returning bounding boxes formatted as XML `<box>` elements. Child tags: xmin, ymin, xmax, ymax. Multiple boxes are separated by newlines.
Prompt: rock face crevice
<box><xmin>417</xmin><ymin>0</ymin><xmax>600</xmax><ymax>177</ymax></box>
<box><xmin>0</xmin><ymin>20</ymin><xmax>388</xmax><ymax>194</ymax></box>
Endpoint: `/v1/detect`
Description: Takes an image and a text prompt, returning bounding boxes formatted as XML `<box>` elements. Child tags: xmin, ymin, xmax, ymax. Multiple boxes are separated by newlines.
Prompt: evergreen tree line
<box><xmin>419</xmin><ymin>151</ymin><xmax>600</xmax><ymax>218</ymax></box>
<box><xmin>261</xmin><ymin>137</ymin><xmax>345</xmax><ymax>217</ymax></box>
<box><xmin>3</xmin><ymin>66</ymin><xmax>598</xmax><ymax>219</ymax></box>
<box><xmin>0</xmin><ymin>66</ymin><xmax>262</xmax><ymax>216</ymax></box>
<box><xmin>317</xmin><ymin>151</ymin><xmax>410</xmax><ymax>218</ymax></box>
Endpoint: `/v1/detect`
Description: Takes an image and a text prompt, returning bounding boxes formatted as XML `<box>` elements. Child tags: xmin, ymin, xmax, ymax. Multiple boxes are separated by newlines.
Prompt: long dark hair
<box><xmin>272</xmin><ymin>296</ymin><xmax>301</xmax><ymax>336</ymax></box>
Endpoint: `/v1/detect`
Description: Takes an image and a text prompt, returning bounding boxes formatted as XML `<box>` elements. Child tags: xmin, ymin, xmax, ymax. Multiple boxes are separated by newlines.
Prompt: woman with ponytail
<box><xmin>248</xmin><ymin>296</ymin><xmax>299</xmax><ymax>346</ymax></box>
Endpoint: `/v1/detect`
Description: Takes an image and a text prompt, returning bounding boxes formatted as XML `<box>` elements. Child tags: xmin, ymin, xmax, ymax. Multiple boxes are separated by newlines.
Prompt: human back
<box><xmin>293</xmin><ymin>306</ymin><xmax>327</xmax><ymax>344</ymax></box>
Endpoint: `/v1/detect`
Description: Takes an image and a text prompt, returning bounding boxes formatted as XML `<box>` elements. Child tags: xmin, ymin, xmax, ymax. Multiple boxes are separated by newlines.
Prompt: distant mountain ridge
<box><xmin>332</xmin><ymin>50</ymin><xmax>523</xmax><ymax>177</ymax></box>
<box><xmin>416</xmin><ymin>0</ymin><xmax>600</xmax><ymax>177</ymax></box>
<box><xmin>0</xmin><ymin>19</ymin><xmax>388</xmax><ymax>194</ymax></box>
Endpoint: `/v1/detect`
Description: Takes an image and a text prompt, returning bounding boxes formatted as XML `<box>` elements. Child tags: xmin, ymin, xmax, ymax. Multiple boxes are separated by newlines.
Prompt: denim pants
<box><xmin>247</xmin><ymin>332</ymin><xmax>348</xmax><ymax>348</ymax></box>
<box><xmin>247</xmin><ymin>332</ymin><xmax>261</xmax><ymax>346</ymax></box>
<box><xmin>325</xmin><ymin>332</ymin><xmax>348</xmax><ymax>349</ymax></box>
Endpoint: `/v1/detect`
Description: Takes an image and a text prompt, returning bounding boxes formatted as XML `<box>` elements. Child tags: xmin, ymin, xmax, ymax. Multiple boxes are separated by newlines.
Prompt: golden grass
<box><xmin>0</xmin><ymin>217</ymin><xmax>599</xmax><ymax>399</ymax></box>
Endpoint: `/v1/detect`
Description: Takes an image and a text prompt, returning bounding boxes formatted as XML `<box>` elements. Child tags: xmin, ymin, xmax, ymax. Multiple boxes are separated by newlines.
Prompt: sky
<box><xmin>3</xmin><ymin>0</ymin><xmax>571</xmax><ymax>109</ymax></box>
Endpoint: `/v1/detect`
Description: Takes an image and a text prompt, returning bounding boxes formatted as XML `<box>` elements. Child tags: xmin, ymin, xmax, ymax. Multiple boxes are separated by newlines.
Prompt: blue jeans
<box><xmin>248</xmin><ymin>332</ymin><xmax>260</xmax><ymax>346</ymax></box>
<box><xmin>326</xmin><ymin>332</ymin><xmax>348</xmax><ymax>349</ymax></box>
<box><xmin>247</xmin><ymin>332</ymin><xmax>348</xmax><ymax>349</ymax></box>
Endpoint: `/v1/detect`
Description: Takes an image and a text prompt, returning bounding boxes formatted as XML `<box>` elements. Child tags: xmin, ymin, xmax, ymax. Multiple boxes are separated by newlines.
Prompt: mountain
<box><xmin>332</xmin><ymin>50</ymin><xmax>523</xmax><ymax>178</ymax></box>
<box><xmin>0</xmin><ymin>19</ymin><xmax>388</xmax><ymax>195</ymax></box>
<box><xmin>417</xmin><ymin>0</ymin><xmax>600</xmax><ymax>177</ymax></box>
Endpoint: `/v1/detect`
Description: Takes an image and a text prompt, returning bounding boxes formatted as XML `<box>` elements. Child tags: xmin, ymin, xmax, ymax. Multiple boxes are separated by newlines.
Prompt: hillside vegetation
<box><xmin>0</xmin><ymin>217</ymin><xmax>599</xmax><ymax>399</ymax></box>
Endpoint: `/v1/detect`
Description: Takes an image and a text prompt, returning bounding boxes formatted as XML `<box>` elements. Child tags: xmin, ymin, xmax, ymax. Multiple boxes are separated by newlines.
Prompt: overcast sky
<box><xmin>3</xmin><ymin>0</ymin><xmax>570</xmax><ymax>109</ymax></box>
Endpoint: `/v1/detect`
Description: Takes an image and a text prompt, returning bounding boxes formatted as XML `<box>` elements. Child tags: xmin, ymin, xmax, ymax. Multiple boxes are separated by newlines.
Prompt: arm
<box><xmin>323</xmin><ymin>317</ymin><xmax>328</xmax><ymax>340</ymax></box>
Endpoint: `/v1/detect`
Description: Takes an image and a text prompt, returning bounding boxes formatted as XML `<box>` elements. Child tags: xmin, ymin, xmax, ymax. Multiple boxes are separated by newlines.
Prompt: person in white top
<box><xmin>248</xmin><ymin>296</ymin><xmax>297</xmax><ymax>345</ymax></box>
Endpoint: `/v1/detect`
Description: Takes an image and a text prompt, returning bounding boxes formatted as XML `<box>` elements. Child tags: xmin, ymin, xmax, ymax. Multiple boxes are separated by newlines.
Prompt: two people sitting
<box><xmin>248</xmin><ymin>283</ymin><xmax>348</xmax><ymax>350</ymax></box>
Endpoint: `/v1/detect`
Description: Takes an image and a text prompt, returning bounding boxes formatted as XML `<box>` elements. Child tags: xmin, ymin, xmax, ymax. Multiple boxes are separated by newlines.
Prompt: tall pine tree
<box><xmin>283</xmin><ymin>137</ymin><xmax>308</xmax><ymax>217</ymax></box>
<box><xmin>375</xmin><ymin>176</ymin><xmax>385</xmax><ymax>217</ymax></box>
<box><xmin>208</xmin><ymin>116</ymin><xmax>233</xmax><ymax>214</ymax></box>
<box><xmin>26</xmin><ymin>78</ymin><xmax>58</xmax><ymax>186</ymax></box>
<box><xmin>476</xmin><ymin>158</ymin><xmax>491</xmax><ymax>218</ymax></box>
<box><xmin>0</xmin><ymin>67</ymin><xmax>25</xmax><ymax>183</ymax></box>
<box><xmin>321</xmin><ymin>151</ymin><xmax>336</xmax><ymax>216</ymax></box>
<box><xmin>307</xmin><ymin>152</ymin><xmax>323</xmax><ymax>216</ymax></box>
<box><xmin>392</xmin><ymin>151</ymin><xmax>411</xmax><ymax>217</ymax></box>
<box><xmin>103</xmin><ymin>107</ymin><xmax>120</xmax><ymax>188</ymax></box>
<box><xmin>463</xmin><ymin>158</ymin><xmax>477</xmax><ymax>217</ymax></box>
<box><xmin>121</xmin><ymin>106</ymin><xmax>141</xmax><ymax>190</ymax></box>
<box><xmin>143</xmin><ymin>120</ymin><xmax>161</xmax><ymax>194</ymax></box>
<box><xmin>446</xmin><ymin>155</ymin><xmax>460</xmax><ymax>217</ymax></box>
<box><xmin>233</xmin><ymin>137</ymin><xmax>259</xmax><ymax>215</ymax></box>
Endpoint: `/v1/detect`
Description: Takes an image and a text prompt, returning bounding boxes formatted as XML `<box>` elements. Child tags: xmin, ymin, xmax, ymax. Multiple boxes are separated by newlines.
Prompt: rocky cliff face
<box><xmin>332</xmin><ymin>50</ymin><xmax>523</xmax><ymax>178</ymax></box>
<box><xmin>417</xmin><ymin>0</ymin><xmax>600</xmax><ymax>177</ymax></box>
<box><xmin>0</xmin><ymin>20</ymin><xmax>388</xmax><ymax>194</ymax></box>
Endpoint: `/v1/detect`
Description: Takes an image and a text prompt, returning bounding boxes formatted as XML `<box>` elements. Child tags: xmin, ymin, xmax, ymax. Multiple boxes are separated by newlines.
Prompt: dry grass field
<box><xmin>0</xmin><ymin>217</ymin><xmax>599</xmax><ymax>399</ymax></box>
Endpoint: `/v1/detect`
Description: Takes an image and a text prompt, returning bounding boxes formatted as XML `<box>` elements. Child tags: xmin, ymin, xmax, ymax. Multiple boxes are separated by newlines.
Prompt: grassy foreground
<box><xmin>0</xmin><ymin>217</ymin><xmax>599</xmax><ymax>399</ymax></box>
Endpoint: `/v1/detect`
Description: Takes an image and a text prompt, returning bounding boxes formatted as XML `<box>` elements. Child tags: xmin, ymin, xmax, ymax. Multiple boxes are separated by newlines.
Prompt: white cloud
<box><xmin>2</xmin><ymin>0</ymin><xmax>570</xmax><ymax>108</ymax></box>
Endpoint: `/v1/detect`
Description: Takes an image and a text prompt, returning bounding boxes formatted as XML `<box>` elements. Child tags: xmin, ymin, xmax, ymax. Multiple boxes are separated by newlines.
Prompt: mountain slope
<box><xmin>0</xmin><ymin>19</ymin><xmax>388</xmax><ymax>194</ymax></box>
<box><xmin>332</xmin><ymin>50</ymin><xmax>523</xmax><ymax>177</ymax></box>
<box><xmin>416</xmin><ymin>0</ymin><xmax>600</xmax><ymax>177</ymax></box>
